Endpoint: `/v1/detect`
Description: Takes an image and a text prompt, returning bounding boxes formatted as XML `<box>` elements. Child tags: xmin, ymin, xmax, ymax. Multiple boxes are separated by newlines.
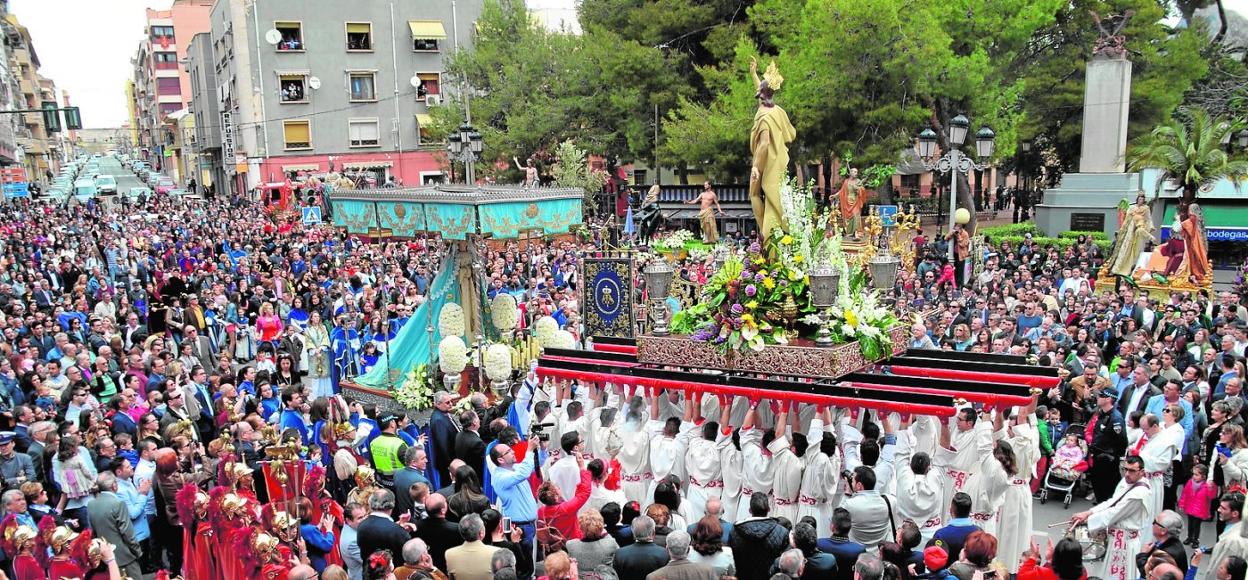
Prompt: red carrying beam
<box><xmin>541</xmin><ymin>355</ymin><xmax>640</xmax><ymax>368</ymax></box>
<box><xmin>592</xmin><ymin>343</ymin><xmax>638</xmax><ymax>355</ymax></box>
<box><xmin>536</xmin><ymin>366</ymin><xmax>956</xmax><ymax>417</ymax></box>
<box><xmin>846</xmin><ymin>381</ymin><xmax>1034</xmax><ymax>408</ymax></box>
<box><xmin>889</xmin><ymin>365</ymin><xmax>1058</xmax><ymax>389</ymax></box>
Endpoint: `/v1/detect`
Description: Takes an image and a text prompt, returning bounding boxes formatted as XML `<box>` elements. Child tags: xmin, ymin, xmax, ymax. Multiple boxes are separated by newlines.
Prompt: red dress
<box><xmin>1017</xmin><ymin>557</ymin><xmax>1088</xmax><ymax>580</ymax></box>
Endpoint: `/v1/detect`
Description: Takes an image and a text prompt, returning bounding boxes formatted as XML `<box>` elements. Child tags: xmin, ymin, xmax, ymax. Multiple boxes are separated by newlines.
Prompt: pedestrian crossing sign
<box><xmin>302</xmin><ymin>206</ymin><xmax>322</xmax><ymax>225</ymax></box>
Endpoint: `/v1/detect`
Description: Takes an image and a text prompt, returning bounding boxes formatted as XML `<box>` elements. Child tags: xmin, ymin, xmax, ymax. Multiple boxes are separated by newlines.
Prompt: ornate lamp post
<box><xmin>916</xmin><ymin>115</ymin><xmax>995</xmax><ymax>262</ymax></box>
<box><xmin>643</xmin><ymin>259</ymin><xmax>675</xmax><ymax>336</ymax></box>
<box><xmin>446</xmin><ymin>122</ymin><xmax>483</xmax><ymax>185</ymax></box>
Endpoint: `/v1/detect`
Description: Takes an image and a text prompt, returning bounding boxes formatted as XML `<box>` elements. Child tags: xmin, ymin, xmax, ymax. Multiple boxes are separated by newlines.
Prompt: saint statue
<box><xmin>837</xmin><ymin>167</ymin><xmax>867</xmax><ymax>239</ymax></box>
<box><xmin>1172</xmin><ymin>203</ymin><xmax>1210</xmax><ymax>286</ymax></box>
<box><xmin>748</xmin><ymin>58</ymin><xmax>797</xmax><ymax>239</ymax></box>
<box><xmin>1106</xmin><ymin>193</ymin><xmax>1154</xmax><ymax>278</ymax></box>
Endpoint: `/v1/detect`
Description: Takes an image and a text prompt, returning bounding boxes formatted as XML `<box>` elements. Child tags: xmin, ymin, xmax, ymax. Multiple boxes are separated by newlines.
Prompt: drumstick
<box><xmin>1047</xmin><ymin>519</ymin><xmax>1075</xmax><ymax>528</ymax></box>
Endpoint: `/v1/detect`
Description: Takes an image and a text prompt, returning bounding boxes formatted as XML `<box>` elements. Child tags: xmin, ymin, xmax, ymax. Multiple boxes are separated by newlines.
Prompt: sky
<box><xmin>4</xmin><ymin>0</ymin><xmax>1247</xmax><ymax>130</ymax></box>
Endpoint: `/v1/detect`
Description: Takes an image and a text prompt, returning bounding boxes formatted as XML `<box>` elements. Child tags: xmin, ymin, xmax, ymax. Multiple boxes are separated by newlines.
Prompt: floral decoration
<box><xmin>438</xmin><ymin>336</ymin><xmax>469</xmax><ymax>374</ymax></box>
<box><xmin>535</xmin><ymin>316</ymin><xmax>559</xmax><ymax>347</ymax></box>
<box><xmin>549</xmin><ymin>329</ymin><xmax>577</xmax><ymax>350</ymax></box>
<box><xmin>393</xmin><ymin>364</ymin><xmax>434</xmax><ymax>410</ymax></box>
<box><xmin>651</xmin><ymin>229</ymin><xmax>695</xmax><ymax>254</ymax></box>
<box><xmin>490</xmin><ymin>294</ymin><xmax>519</xmax><ymax>331</ymax></box>
<box><xmin>484</xmin><ymin>344</ymin><xmax>513</xmax><ymax>381</ymax></box>
<box><xmin>438</xmin><ymin>303</ymin><xmax>465</xmax><ymax>338</ymax></box>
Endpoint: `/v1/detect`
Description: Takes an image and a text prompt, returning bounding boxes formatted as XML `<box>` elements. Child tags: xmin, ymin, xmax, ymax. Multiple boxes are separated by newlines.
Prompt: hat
<box><xmin>1098</xmin><ymin>387</ymin><xmax>1119</xmax><ymax>400</ymax></box>
<box><xmin>0</xmin><ymin>432</ymin><xmax>16</xmax><ymax>445</ymax></box>
<box><xmin>378</xmin><ymin>413</ymin><xmax>398</xmax><ymax>425</ymax></box>
<box><xmin>924</xmin><ymin>545</ymin><xmax>949</xmax><ymax>570</ymax></box>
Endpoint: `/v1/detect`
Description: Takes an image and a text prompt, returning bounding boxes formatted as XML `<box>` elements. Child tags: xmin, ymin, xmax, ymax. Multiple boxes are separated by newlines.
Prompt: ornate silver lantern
<box><xmin>643</xmin><ymin>259</ymin><xmax>676</xmax><ymax>336</ymax></box>
<box><xmin>809</xmin><ymin>266</ymin><xmax>840</xmax><ymax>347</ymax></box>
<box><xmin>869</xmin><ymin>255</ymin><xmax>900</xmax><ymax>290</ymax></box>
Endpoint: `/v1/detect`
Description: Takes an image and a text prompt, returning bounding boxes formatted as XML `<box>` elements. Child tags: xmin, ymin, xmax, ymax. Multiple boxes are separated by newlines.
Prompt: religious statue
<box><xmin>638</xmin><ymin>184</ymin><xmax>664</xmax><ymax>241</ymax></box>
<box><xmin>1089</xmin><ymin>9</ymin><xmax>1134</xmax><ymax>58</ymax></box>
<box><xmin>1172</xmin><ymin>203</ymin><xmax>1210</xmax><ymax>286</ymax></box>
<box><xmin>513</xmin><ymin>156</ymin><xmax>539</xmax><ymax>188</ymax></box>
<box><xmin>837</xmin><ymin>168</ymin><xmax>867</xmax><ymax>239</ymax></box>
<box><xmin>1106</xmin><ymin>193</ymin><xmax>1155</xmax><ymax>278</ymax></box>
<box><xmin>748</xmin><ymin>57</ymin><xmax>797</xmax><ymax>239</ymax></box>
<box><xmin>685</xmin><ymin>181</ymin><xmax>723</xmax><ymax>243</ymax></box>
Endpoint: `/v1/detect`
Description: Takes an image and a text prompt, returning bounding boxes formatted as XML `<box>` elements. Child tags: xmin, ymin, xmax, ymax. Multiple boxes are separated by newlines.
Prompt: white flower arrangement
<box><xmin>550</xmin><ymin>329</ymin><xmax>577</xmax><ymax>350</ymax></box>
<box><xmin>394</xmin><ymin>364</ymin><xmax>434</xmax><ymax>410</ymax></box>
<box><xmin>535</xmin><ymin>316</ymin><xmax>559</xmax><ymax>347</ymax></box>
<box><xmin>484</xmin><ymin>343</ymin><xmax>514</xmax><ymax>381</ymax></box>
<box><xmin>490</xmin><ymin>294</ymin><xmax>519</xmax><ymax>331</ymax></box>
<box><xmin>438</xmin><ymin>302</ymin><xmax>465</xmax><ymax>338</ymax></box>
<box><xmin>652</xmin><ymin>229</ymin><xmax>695</xmax><ymax>253</ymax></box>
<box><xmin>438</xmin><ymin>336</ymin><xmax>469</xmax><ymax>374</ymax></box>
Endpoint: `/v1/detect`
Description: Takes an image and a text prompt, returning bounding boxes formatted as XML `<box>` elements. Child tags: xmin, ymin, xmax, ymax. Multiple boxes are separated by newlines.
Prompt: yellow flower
<box><xmin>788</xmin><ymin>270</ymin><xmax>801</xmax><ymax>281</ymax></box>
<box><xmin>758</xmin><ymin>269</ymin><xmax>769</xmax><ymax>277</ymax></box>
<box><xmin>782</xmin><ymin>235</ymin><xmax>793</xmax><ymax>245</ymax></box>
<box><xmin>742</xmin><ymin>313</ymin><xmax>754</xmax><ymax>324</ymax></box>
<box><xmin>753</xmin><ymin>258</ymin><xmax>765</xmax><ymax>266</ymax></box>
<box><xmin>763</xmin><ymin>278</ymin><xmax>776</xmax><ymax>290</ymax></box>
<box><xmin>793</xmin><ymin>255</ymin><xmax>804</xmax><ymax>263</ymax></box>
<box><xmin>746</xmin><ymin>300</ymin><xmax>759</xmax><ymax>310</ymax></box>
<box><xmin>845</xmin><ymin>309</ymin><xmax>859</xmax><ymax>327</ymax></box>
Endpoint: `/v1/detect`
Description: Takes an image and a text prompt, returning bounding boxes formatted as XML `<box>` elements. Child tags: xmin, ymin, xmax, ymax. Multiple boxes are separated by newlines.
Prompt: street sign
<box><xmin>301</xmin><ymin>206</ymin><xmax>322</xmax><ymax>225</ymax></box>
<box><xmin>220</xmin><ymin>111</ymin><xmax>235</xmax><ymax>160</ymax></box>
<box><xmin>3</xmin><ymin>182</ymin><xmax>29</xmax><ymax>198</ymax></box>
<box><xmin>873</xmin><ymin>205</ymin><xmax>899</xmax><ymax>227</ymax></box>
<box><xmin>0</xmin><ymin>168</ymin><xmax>27</xmax><ymax>184</ymax></box>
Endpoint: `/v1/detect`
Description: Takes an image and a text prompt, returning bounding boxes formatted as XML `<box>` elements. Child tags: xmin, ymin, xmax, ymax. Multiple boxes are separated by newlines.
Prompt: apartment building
<box><xmin>3</xmin><ymin>14</ymin><xmax>52</xmax><ymax>179</ymax></box>
<box><xmin>186</xmin><ymin>31</ymin><xmax>220</xmax><ymax>194</ymax></box>
<box><xmin>200</xmin><ymin>0</ymin><xmax>482</xmax><ymax>198</ymax></box>
<box><xmin>130</xmin><ymin>0</ymin><xmax>212</xmax><ymax>171</ymax></box>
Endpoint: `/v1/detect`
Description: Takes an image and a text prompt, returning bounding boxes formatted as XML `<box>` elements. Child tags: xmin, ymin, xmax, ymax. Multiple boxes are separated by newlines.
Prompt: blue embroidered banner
<box><xmin>582</xmin><ymin>253</ymin><xmax>634</xmax><ymax>338</ymax></box>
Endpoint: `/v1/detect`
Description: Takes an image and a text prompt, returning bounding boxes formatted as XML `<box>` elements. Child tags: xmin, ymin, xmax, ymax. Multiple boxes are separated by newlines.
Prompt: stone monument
<box><xmin>1035</xmin><ymin>11</ymin><xmax>1143</xmax><ymax>236</ymax></box>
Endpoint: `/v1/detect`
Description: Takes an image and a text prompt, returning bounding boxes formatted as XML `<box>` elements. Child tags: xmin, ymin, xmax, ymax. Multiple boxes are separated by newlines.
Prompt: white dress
<box><xmin>719</xmin><ymin>437</ymin><xmax>744</xmax><ymax>520</ymax></box>
<box><xmin>934</xmin><ymin>415</ymin><xmax>994</xmax><ymax>524</ymax></box>
<box><xmin>1087</xmin><ymin>478</ymin><xmax>1152</xmax><ymax>580</ymax></box>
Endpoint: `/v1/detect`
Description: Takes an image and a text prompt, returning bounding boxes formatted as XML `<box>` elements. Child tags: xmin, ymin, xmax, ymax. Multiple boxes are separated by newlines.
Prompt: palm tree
<box><xmin>1127</xmin><ymin>108</ymin><xmax>1248</xmax><ymax>205</ymax></box>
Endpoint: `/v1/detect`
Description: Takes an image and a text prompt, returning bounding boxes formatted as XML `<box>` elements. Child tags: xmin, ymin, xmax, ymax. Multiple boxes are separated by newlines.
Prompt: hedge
<box><xmin>994</xmin><ymin>234</ymin><xmax>1112</xmax><ymax>253</ymax></box>
<box><xmin>980</xmin><ymin>223</ymin><xmax>1044</xmax><ymax>244</ymax></box>
<box><xmin>1057</xmin><ymin>231</ymin><xmax>1109</xmax><ymax>241</ymax></box>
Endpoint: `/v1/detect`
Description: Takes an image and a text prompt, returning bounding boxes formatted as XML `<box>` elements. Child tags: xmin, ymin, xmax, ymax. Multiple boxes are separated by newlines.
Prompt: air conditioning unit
<box><xmin>425</xmin><ymin>94</ymin><xmax>441</xmax><ymax>106</ymax></box>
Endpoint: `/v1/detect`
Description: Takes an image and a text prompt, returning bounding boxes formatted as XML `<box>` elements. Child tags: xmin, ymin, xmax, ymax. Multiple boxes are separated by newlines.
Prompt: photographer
<box><xmin>490</xmin><ymin>425</ymin><xmax>546</xmax><ymax>580</ymax></box>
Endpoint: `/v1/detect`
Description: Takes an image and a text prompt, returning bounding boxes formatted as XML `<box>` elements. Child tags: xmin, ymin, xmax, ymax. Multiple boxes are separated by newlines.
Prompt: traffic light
<box><xmin>62</xmin><ymin>106</ymin><xmax>81</xmax><ymax>130</ymax></box>
<box><xmin>41</xmin><ymin>102</ymin><xmax>60</xmax><ymax>133</ymax></box>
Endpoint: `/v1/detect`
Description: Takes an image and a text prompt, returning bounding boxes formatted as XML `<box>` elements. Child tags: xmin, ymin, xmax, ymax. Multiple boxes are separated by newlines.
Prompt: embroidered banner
<box><xmin>582</xmin><ymin>252</ymin><xmax>634</xmax><ymax>339</ymax></box>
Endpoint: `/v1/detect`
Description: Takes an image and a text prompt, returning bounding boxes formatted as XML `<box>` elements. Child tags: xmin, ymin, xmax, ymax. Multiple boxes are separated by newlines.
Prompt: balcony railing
<box><xmin>154</xmin><ymin>61</ymin><xmax>179</xmax><ymax>70</ymax></box>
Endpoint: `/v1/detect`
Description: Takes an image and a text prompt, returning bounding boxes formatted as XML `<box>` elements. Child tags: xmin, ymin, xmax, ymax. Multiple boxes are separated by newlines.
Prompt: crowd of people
<box><xmin>0</xmin><ymin>186</ymin><xmax>1246</xmax><ymax>580</ymax></box>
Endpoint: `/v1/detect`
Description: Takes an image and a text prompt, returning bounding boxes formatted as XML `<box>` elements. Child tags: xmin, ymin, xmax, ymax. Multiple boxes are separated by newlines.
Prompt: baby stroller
<box><xmin>1040</xmin><ymin>423</ymin><xmax>1090</xmax><ymax>509</ymax></box>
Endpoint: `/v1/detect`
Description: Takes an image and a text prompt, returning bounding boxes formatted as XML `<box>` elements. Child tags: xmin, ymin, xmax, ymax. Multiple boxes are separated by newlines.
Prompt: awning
<box><xmin>408</xmin><ymin>20</ymin><xmax>447</xmax><ymax>39</ymax></box>
<box><xmin>343</xmin><ymin>161</ymin><xmax>392</xmax><ymax>169</ymax></box>
<box><xmin>1161</xmin><ymin>202</ymin><xmax>1248</xmax><ymax>242</ymax></box>
<box><xmin>346</xmin><ymin>23</ymin><xmax>371</xmax><ymax>34</ymax></box>
<box><xmin>661</xmin><ymin>208</ymin><xmax>754</xmax><ymax>220</ymax></box>
<box><xmin>281</xmin><ymin>164</ymin><xmax>319</xmax><ymax>172</ymax></box>
<box><xmin>415</xmin><ymin>114</ymin><xmax>433</xmax><ymax>128</ymax></box>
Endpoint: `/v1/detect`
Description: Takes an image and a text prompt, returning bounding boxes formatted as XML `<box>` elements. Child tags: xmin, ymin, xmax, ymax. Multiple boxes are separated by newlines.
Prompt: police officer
<box><xmin>369</xmin><ymin>414</ymin><xmax>408</xmax><ymax>488</ymax></box>
<box><xmin>1088</xmin><ymin>387</ymin><xmax>1128</xmax><ymax>503</ymax></box>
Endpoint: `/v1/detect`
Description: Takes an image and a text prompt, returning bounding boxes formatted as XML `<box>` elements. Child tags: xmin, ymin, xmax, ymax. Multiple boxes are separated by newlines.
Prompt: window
<box><xmin>348</xmin><ymin>72</ymin><xmax>376</xmax><ymax>102</ymax></box>
<box><xmin>159</xmin><ymin>102</ymin><xmax>182</xmax><ymax>116</ymax></box>
<box><xmin>345</xmin><ymin>22</ymin><xmax>372</xmax><ymax>51</ymax></box>
<box><xmin>414</xmin><ymin>73</ymin><xmax>440</xmax><ymax>101</ymax></box>
<box><xmin>154</xmin><ymin>52</ymin><xmax>178</xmax><ymax>63</ymax></box>
<box><xmin>283</xmin><ymin>120</ymin><xmax>311</xmax><ymax>150</ymax></box>
<box><xmin>275</xmin><ymin>21</ymin><xmax>303</xmax><ymax>51</ymax></box>
<box><xmin>408</xmin><ymin>20</ymin><xmax>446</xmax><ymax>51</ymax></box>
<box><xmin>348</xmin><ymin>119</ymin><xmax>380</xmax><ymax>147</ymax></box>
<box><xmin>156</xmin><ymin>78</ymin><xmax>181</xmax><ymax>94</ymax></box>
<box><xmin>279</xmin><ymin>74</ymin><xmax>307</xmax><ymax>103</ymax></box>
<box><xmin>150</xmin><ymin>26</ymin><xmax>175</xmax><ymax>40</ymax></box>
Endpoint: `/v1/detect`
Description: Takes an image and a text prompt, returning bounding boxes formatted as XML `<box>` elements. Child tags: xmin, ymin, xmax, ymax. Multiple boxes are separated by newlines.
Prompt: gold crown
<box><xmin>763</xmin><ymin>60</ymin><xmax>784</xmax><ymax>92</ymax></box>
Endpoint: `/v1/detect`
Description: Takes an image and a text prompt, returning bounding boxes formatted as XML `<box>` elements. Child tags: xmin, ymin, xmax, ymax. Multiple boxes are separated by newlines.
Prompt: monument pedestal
<box><xmin>1035</xmin><ymin>172</ymin><xmax>1141</xmax><ymax>236</ymax></box>
<box><xmin>1035</xmin><ymin>55</ymin><xmax>1137</xmax><ymax>236</ymax></box>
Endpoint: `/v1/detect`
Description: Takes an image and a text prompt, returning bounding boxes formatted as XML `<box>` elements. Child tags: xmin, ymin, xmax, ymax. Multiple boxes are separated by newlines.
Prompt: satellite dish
<box><xmin>308</xmin><ymin>77</ymin><xmax>321</xmax><ymax>90</ymax></box>
<box><xmin>410</xmin><ymin>75</ymin><xmax>422</xmax><ymax>89</ymax></box>
<box><xmin>264</xmin><ymin>29</ymin><xmax>282</xmax><ymax>46</ymax></box>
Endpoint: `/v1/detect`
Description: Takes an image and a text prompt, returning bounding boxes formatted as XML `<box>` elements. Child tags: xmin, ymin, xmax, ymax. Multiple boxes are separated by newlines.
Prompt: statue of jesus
<box><xmin>748</xmin><ymin>58</ymin><xmax>796</xmax><ymax>240</ymax></box>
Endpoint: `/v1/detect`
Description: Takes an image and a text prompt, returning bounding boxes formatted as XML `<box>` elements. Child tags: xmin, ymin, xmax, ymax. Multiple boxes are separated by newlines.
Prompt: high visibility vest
<box><xmin>370</xmin><ymin>433</ymin><xmax>404</xmax><ymax>475</ymax></box>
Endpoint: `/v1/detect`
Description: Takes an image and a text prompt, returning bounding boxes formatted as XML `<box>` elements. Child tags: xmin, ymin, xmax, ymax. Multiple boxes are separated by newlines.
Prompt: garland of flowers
<box><xmin>490</xmin><ymin>294</ymin><xmax>519</xmax><ymax>331</ymax></box>
<box><xmin>438</xmin><ymin>336</ymin><xmax>469</xmax><ymax>374</ymax></box>
<box><xmin>393</xmin><ymin>364</ymin><xmax>434</xmax><ymax>410</ymax></box>
<box><xmin>484</xmin><ymin>344</ymin><xmax>513</xmax><ymax>381</ymax></box>
<box><xmin>438</xmin><ymin>303</ymin><xmax>465</xmax><ymax>338</ymax></box>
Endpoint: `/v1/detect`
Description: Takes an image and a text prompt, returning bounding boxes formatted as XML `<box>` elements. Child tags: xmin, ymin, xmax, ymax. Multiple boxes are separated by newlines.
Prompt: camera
<box><xmin>531</xmin><ymin>421</ymin><xmax>554</xmax><ymax>442</ymax></box>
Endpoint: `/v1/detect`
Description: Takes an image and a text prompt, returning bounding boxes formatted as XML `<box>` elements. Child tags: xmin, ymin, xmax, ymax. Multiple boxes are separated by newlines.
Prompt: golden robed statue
<box><xmin>749</xmin><ymin>58</ymin><xmax>797</xmax><ymax>238</ymax></box>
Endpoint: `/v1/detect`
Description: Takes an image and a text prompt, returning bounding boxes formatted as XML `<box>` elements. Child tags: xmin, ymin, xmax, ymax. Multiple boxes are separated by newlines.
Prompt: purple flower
<box><xmin>745</xmin><ymin>284</ymin><xmax>757</xmax><ymax>297</ymax></box>
<box><xmin>731</xmin><ymin>303</ymin><xmax>744</xmax><ymax>315</ymax></box>
<box><xmin>691</xmin><ymin>328</ymin><xmax>712</xmax><ymax>341</ymax></box>
<box><xmin>755</xmin><ymin>273</ymin><xmax>764</xmax><ymax>282</ymax></box>
<box><xmin>749</xmin><ymin>242</ymin><xmax>761</xmax><ymax>253</ymax></box>
<box><xmin>779</xmin><ymin>279</ymin><xmax>788</xmax><ymax>287</ymax></box>
<box><xmin>740</xmin><ymin>270</ymin><xmax>752</xmax><ymax>281</ymax></box>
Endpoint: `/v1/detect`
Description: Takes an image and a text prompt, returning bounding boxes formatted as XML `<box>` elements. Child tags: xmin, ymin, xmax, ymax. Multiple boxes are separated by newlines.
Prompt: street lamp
<box><xmin>446</xmin><ymin>122</ymin><xmax>483</xmax><ymax>184</ymax></box>
<box><xmin>915</xmin><ymin>115</ymin><xmax>995</xmax><ymax>263</ymax></box>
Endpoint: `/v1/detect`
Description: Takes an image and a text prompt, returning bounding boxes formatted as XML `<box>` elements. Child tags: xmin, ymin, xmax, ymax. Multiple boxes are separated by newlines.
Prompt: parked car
<box><xmin>155</xmin><ymin>177</ymin><xmax>175</xmax><ymax>194</ymax></box>
<box><xmin>127</xmin><ymin>186</ymin><xmax>152</xmax><ymax>198</ymax></box>
<box><xmin>94</xmin><ymin>175</ymin><xmax>117</xmax><ymax>195</ymax></box>
<box><xmin>72</xmin><ymin>179</ymin><xmax>97</xmax><ymax>201</ymax></box>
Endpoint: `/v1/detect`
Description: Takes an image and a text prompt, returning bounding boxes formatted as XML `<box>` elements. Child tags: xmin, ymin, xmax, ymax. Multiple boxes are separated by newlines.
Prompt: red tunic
<box><xmin>13</xmin><ymin>554</ymin><xmax>45</xmax><ymax>580</ymax></box>
<box><xmin>49</xmin><ymin>557</ymin><xmax>85</xmax><ymax>580</ymax></box>
<box><xmin>184</xmin><ymin>521</ymin><xmax>216</xmax><ymax>580</ymax></box>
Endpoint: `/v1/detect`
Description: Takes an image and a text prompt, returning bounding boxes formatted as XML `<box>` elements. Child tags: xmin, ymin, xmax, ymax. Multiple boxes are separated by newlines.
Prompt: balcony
<box><xmin>154</xmin><ymin>61</ymin><xmax>179</xmax><ymax>71</ymax></box>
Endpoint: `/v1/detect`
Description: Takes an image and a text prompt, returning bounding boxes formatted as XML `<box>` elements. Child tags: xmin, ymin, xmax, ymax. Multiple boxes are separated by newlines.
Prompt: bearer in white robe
<box><xmin>554</xmin><ymin>381</ymin><xmax>597</xmax><ymax>455</ymax></box>
<box><xmin>933</xmin><ymin>406</ymin><xmax>994</xmax><ymax>524</ymax></box>
<box><xmin>993</xmin><ymin>404</ymin><xmax>1041</xmax><ymax>574</ymax></box>
<box><xmin>720</xmin><ymin>405</ymin><xmax>745</xmax><ymax>520</ymax></box>
<box><xmin>1071</xmin><ymin>456</ymin><xmax>1152</xmax><ymax>580</ymax></box>
<box><xmin>684</xmin><ymin>395</ymin><xmax>733</xmax><ymax>524</ymax></box>
<box><xmin>589</xmin><ymin>397</ymin><xmax>624</xmax><ymax>463</ymax></box>
<box><xmin>1138</xmin><ymin>411</ymin><xmax>1185</xmax><ymax>520</ymax></box>
<box><xmin>797</xmin><ymin>406</ymin><xmax>842</xmax><ymax>538</ymax></box>
<box><xmin>769</xmin><ymin>402</ymin><xmax>810</xmax><ymax>522</ymax></box>
<box><xmin>616</xmin><ymin>386</ymin><xmax>653</xmax><ymax>505</ymax></box>
<box><xmin>646</xmin><ymin>388</ymin><xmax>696</xmax><ymax>501</ymax></box>
<box><xmin>734</xmin><ymin>401</ymin><xmax>776</xmax><ymax>523</ymax></box>
<box><xmin>893</xmin><ymin>414</ymin><xmax>943</xmax><ymax>542</ymax></box>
